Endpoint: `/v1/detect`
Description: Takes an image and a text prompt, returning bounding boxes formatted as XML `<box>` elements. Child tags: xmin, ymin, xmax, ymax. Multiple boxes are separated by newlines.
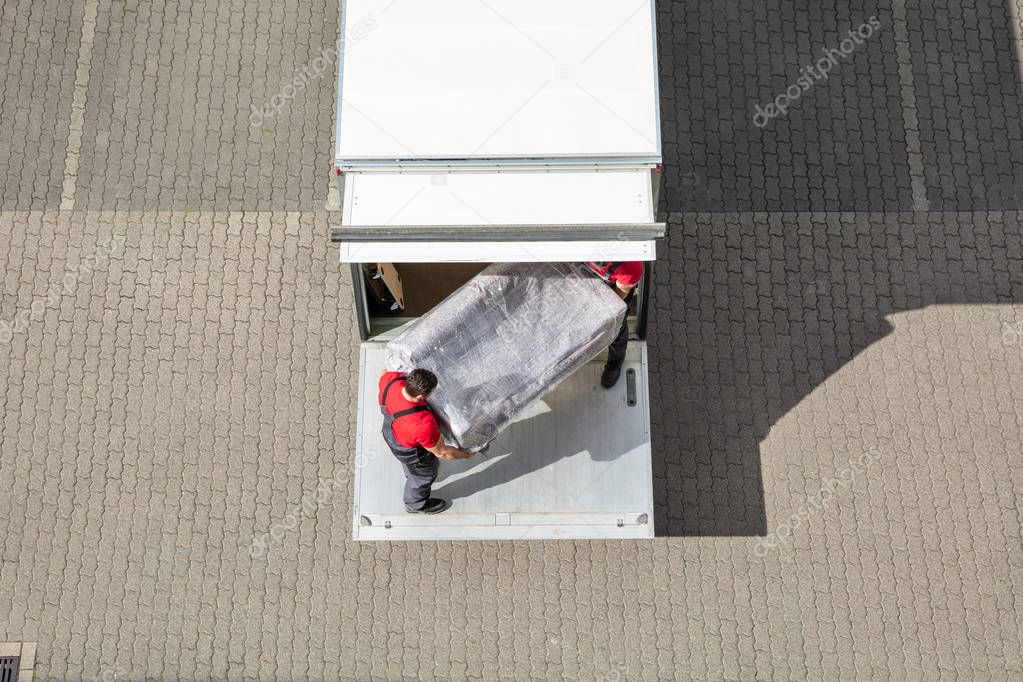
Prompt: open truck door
<box><xmin>333</xmin><ymin>0</ymin><xmax>662</xmax><ymax>540</ymax></box>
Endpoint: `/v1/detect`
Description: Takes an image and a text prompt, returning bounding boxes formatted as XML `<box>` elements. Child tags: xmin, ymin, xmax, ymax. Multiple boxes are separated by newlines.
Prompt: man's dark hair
<box><xmin>405</xmin><ymin>368</ymin><xmax>438</xmax><ymax>398</ymax></box>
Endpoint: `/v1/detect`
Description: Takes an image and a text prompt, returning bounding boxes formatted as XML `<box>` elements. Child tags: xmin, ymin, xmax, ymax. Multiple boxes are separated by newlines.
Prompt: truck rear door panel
<box><xmin>353</xmin><ymin>342</ymin><xmax>654</xmax><ymax>540</ymax></box>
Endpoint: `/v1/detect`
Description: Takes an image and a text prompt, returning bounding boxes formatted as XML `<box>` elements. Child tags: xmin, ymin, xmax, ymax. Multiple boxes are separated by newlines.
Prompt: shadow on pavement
<box><xmin>649</xmin><ymin>0</ymin><xmax>1023</xmax><ymax>535</ymax></box>
<box><xmin>648</xmin><ymin>211</ymin><xmax>1022</xmax><ymax>536</ymax></box>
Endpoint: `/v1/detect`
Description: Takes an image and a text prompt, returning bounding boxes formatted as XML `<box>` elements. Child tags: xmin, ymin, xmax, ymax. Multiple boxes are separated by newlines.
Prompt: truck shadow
<box><xmin>647</xmin><ymin>212</ymin><xmax>1023</xmax><ymax>536</ymax></box>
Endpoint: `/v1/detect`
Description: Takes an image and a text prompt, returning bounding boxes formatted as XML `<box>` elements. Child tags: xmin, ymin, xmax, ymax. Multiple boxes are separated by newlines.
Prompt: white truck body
<box><xmin>334</xmin><ymin>0</ymin><xmax>663</xmax><ymax>540</ymax></box>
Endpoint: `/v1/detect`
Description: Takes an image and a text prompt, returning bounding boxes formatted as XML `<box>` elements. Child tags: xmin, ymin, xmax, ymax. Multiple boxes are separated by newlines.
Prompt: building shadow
<box><xmin>649</xmin><ymin>0</ymin><xmax>1023</xmax><ymax>535</ymax></box>
<box><xmin>647</xmin><ymin>211</ymin><xmax>1023</xmax><ymax>536</ymax></box>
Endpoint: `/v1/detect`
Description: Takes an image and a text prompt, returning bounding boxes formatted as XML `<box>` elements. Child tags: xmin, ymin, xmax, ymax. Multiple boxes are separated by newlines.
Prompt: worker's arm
<box><xmin>424</xmin><ymin>436</ymin><xmax>474</xmax><ymax>460</ymax></box>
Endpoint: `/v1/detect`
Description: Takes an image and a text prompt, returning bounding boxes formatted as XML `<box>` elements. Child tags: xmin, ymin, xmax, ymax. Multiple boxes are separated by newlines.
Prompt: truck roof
<box><xmin>334</xmin><ymin>0</ymin><xmax>661</xmax><ymax>163</ymax></box>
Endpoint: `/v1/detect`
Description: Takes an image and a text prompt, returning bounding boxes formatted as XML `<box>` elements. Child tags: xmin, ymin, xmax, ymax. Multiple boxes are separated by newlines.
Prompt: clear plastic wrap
<box><xmin>384</xmin><ymin>262</ymin><xmax>627</xmax><ymax>451</ymax></box>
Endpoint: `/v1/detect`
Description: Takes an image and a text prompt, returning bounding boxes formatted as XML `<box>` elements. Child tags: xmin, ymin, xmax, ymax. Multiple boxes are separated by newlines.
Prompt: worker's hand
<box><xmin>616</xmin><ymin>283</ymin><xmax>636</xmax><ymax>299</ymax></box>
<box><xmin>426</xmin><ymin>436</ymin><xmax>476</xmax><ymax>460</ymax></box>
<box><xmin>434</xmin><ymin>445</ymin><xmax>474</xmax><ymax>460</ymax></box>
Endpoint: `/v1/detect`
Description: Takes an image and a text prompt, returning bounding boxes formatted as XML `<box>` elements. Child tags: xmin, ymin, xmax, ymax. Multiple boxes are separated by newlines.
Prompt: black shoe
<box><xmin>601</xmin><ymin>362</ymin><xmax>623</xmax><ymax>388</ymax></box>
<box><xmin>405</xmin><ymin>498</ymin><xmax>450</xmax><ymax>514</ymax></box>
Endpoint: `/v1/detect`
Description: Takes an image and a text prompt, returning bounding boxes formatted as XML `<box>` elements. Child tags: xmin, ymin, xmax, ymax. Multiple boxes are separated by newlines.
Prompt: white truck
<box><xmin>332</xmin><ymin>0</ymin><xmax>664</xmax><ymax>540</ymax></box>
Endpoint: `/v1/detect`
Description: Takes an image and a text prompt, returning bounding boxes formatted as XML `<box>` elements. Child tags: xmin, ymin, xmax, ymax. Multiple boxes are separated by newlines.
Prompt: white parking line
<box><xmin>890</xmin><ymin>0</ymin><xmax>930</xmax><ymax>212</ymax></box>
<box><xmin>59</xmin><ymin>0</ymin><xmax>101</xmax><ymax>211</ymax></box>
<box><xmin>1010</xmin><ymin>0</ymin><xmax>1023</xmax><ymax>85</ymax></box>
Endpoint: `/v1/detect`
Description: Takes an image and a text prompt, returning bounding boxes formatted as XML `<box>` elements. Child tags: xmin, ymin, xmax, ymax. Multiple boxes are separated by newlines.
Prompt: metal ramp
<box><xmin>352</xmin><ymin>343</ymin><xmax>655</xmax><ymax>541</ymax></box>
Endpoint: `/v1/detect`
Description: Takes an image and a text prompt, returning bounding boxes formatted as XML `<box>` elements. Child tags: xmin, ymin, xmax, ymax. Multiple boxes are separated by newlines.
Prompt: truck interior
<box><xmin>356</xmin><ymin>262</ymin><xmax>647</xmax><ymax>339</ymax></box>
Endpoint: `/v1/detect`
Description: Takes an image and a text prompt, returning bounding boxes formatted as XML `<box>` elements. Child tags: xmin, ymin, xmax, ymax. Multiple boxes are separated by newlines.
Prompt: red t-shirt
<box><xmin>378</xmin><ymin>371</ymin><xmax>441</xmax><ymax>449</ymax></box>
<box><xmin>585</xmin><ymin>261</ymin><xmax>643</xmax><ymax>287</ymax></box>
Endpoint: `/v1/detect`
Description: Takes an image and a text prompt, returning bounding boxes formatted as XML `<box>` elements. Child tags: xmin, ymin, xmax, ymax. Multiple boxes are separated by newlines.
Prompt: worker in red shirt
<box><xmin>378</xmin><ymin>368</ymin><xmax>474</xmax><ymax>514</ymax></box>
<box><xmin>584</xmin><ymin>261</ymin><xmax>644</xmax><ymax>388</ymax></box>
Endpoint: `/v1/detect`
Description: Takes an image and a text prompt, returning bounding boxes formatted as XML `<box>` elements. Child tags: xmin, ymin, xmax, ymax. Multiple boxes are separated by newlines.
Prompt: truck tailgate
<box><xmin>352</xmin><ymin>342</ymin><xmax>655</xmax><ymax>540</ymax></box>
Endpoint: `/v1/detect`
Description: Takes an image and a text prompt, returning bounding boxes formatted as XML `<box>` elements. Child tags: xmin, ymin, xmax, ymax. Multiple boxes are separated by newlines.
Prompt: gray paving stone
<box><xmin>660</xmin><ymin>1</ymin><xmax>914</xmax><ymax>212</ymax></box>
<box><xmin>69</xmin><ymin>0</ymin><xmax>339</xmax><ymax>211</ymax></box>
<box><xmin>0</xmin><ymin>0</ymin><xmax>84</xmax><ymax>210</ymax></box>
<box><xmin>906</xmin><ymin>0</ymin><xmax>1023</xmax><ymax>210</ymax></box>
<box><xmin>2</xmin><ymin>0</ymin><xmax>1023</xmax><ymax>679</ymax></box>
<box><xmin>0</xmin><ymin>208</ymin><xmax>1019</xmax><ymax>680</ymax></box>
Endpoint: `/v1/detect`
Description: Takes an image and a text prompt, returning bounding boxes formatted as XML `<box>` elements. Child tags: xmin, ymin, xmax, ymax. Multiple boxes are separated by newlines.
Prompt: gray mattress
<box><xmin>384</xmin><ymin>262</ymin><xmax>627</xmax><ymax>451</ymax></box>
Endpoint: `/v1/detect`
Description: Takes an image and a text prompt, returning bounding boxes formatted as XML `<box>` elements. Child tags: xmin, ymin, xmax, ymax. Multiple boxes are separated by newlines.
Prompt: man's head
<box><xmin>404</xmin><ymin>368</ymin><xmax>438</xmax><ymax>400</ymax></box>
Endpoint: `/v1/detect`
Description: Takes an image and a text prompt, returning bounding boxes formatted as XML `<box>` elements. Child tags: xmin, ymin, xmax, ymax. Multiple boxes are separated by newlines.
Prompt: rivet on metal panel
<box><xmin>384</xmin><ymin>520</ymin><xmax>392</xmax><ymax>529</ymax></box>
<box><xmin>617</xmin><ymin>519</ymin><xmax>624</xmax><ymax>527</ymax></box>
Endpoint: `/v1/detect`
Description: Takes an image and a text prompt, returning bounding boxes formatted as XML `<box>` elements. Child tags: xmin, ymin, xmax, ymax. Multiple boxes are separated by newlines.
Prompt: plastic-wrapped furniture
<box><xmin>385</xmin><ymin>262</ymin><xmax>626</xmax><ymax>451</ymax></box>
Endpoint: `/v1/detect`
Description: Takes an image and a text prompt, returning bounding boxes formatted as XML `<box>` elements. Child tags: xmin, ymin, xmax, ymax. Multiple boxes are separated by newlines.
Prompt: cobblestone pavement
<box><xmin>1</xmin><ymin>1</ymin><xmax>1022</xmax><ymax>680</ymax></box>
